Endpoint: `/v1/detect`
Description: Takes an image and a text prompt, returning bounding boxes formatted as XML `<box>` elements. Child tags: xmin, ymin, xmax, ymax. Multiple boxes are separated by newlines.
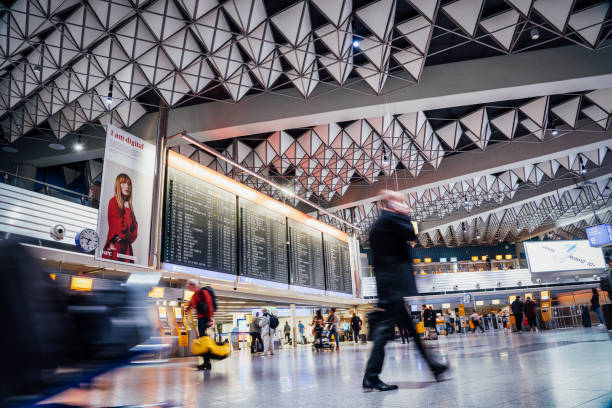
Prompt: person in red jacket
<box><xmin>102</xmin><ymin>173</ymin><xmax>138</xmax><ymax>263</ymax></box>
<box><xmin>185</xmin><ymin>279</ymin><xmax>215</xmax><ymax>371</ymax></box>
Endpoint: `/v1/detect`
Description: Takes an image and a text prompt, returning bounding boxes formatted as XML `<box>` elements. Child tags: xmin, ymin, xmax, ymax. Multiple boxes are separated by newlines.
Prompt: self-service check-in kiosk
<box><xmin>157</xmin><ymin>304</ymin><xmax>172</xmax><ymax>336</ymax></box>
<box><xmin>171</xmin><ymin>305</ymin><xmax>190</xmax><ymax>357</ymax></box>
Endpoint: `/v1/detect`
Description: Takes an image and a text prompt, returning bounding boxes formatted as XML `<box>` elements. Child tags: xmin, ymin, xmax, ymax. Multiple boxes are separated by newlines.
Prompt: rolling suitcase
<box><xmin>581</xmin><ymin>305</ymin><xmax>591</xmax><ymax>327</ymax></box>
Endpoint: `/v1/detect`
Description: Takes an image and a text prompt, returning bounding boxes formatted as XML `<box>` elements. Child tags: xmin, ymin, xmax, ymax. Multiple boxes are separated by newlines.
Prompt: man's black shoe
<box><xmin>362</xmin><ymin>377</ymin><xmax>398</xmax><ymax>392</ymax></box>
<box><xmin>431</xmin><ymin>363</ymin><xmax>449</xmax><ymax>382</ymax></box>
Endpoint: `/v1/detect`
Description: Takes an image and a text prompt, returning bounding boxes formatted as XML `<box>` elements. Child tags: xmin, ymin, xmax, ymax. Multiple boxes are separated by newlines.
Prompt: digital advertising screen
<box><xmin>524</xmin><ymin>240</ymin><xmax>606</xmax><ymax>273</ymax></box>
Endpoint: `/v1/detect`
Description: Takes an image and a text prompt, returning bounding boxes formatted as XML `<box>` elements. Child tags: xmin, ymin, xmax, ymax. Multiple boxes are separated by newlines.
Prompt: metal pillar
<box><xmin>149</xmin><ymin>106</ymin><xmax>169</xmax><ymax>269</ymax></box>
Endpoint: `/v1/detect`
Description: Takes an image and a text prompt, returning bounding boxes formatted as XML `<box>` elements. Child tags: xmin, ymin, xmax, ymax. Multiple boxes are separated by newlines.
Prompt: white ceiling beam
<box><xmin>164</xmin><ymin>44</ymin><xmax>612</xmax><ymax>145</ymax></box>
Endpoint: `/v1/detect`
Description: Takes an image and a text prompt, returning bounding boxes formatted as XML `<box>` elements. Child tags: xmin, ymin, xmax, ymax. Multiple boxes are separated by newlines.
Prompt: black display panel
<box><xmin>288</xmin><ymin>219</ymin><xmax>325</xmax><ymax>290</ymax></box>
<box><xmin>163</xmin><ymin>166</ymin><xmax>237</xmax><ymax>274</ymax></box>
<box><xmin>239</xmin><ymin>198</ymin><xmax>288</xmax><ymax>284</ymax></box>
<box><xmin>323</xmin><ymin>235</ymin><xmax>352</xmax><ymax>294</ymax></box>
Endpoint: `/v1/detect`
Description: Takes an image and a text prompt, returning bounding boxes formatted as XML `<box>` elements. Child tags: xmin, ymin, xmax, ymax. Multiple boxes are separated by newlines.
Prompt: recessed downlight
<box><xmin>1</xmin><ymin>146</ymin><xmax>18</xmax><ymax>153</ymax></box>
<box><xmin>49</xmin><ymin>143</ymin><xmax>66</xmax><ymax>151</ymax></box>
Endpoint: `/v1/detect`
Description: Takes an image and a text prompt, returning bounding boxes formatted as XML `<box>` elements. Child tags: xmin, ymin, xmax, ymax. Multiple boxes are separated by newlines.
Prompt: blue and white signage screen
<box><xmin>524</xmin><ymin>240</ymin><xmax>605</xmax><ymax>273</ymax></box>
<box><xmin>585</xmin><ymin>224</ymin><xmax>612</xmax><ymax>248</ymax></box>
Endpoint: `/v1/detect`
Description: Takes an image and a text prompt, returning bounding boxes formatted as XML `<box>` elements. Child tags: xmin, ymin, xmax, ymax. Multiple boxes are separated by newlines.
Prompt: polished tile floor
<box><xmin>43</xmin><ymin>327</ymin><xmax>612</xmax><ymax>408</ymax></box>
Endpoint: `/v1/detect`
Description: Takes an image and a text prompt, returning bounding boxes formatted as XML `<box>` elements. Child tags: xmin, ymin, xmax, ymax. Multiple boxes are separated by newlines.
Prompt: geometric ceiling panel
<box><xmin>271</xmin><ymin>0</ymin><xmax>311</xmax><ymax>47</ymax></box>
<box><xmin>568</xmin><ymin>3</ymin><xmax>610</xmax><ymax>47</ymax></box>
<box><xmin>1</xmin><ymin>0</ymin><xmax>611</xmax><ymax>166</ymax></box>
<box><xmin>480</xmin><ymin>9</ymin><xmax>520</xmax><ymax>51</ymax></box>
<box><xmin>355</xmin><ymin>0</ymin><xmax>396</xmax><ymax>42</ymax></box>
<box><xmin>533</xmin><ymin>0</ymin><xmax>574</xmax><ymax>32</ymax></box>
<box><xmin>551</xmin><ymin>96</ymin><xmax>581</xmax><ymax>128</ymax></box>
<box><xmin>585</xmin><ymin>88</ymin><xmax>612</xmax><ymax>114</ymax></box>
<box><xmin>443</xmin><ymin>0</ymin><xmax>485</xmax><ymax>37</ymax></box>
<box><xmin>519</xmin><ymin>96</ymin><xmax>549</xmax><ymax>128</ymax></box>
<box><xmin>490</xmin><ymin>109</ymin><xmax>518</xmax><ymax>139</ymax></box>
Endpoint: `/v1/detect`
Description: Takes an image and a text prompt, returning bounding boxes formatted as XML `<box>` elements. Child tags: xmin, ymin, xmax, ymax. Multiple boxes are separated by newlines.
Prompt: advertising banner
<box><xmin>524</xmin><ymin>240</ymin><xmax>605</xmax><ymax>273</ymax></box>
<box><xmin>95</xmin><ymin>125</ymin><xmax>156</xmax><ymax>267</ymax></box>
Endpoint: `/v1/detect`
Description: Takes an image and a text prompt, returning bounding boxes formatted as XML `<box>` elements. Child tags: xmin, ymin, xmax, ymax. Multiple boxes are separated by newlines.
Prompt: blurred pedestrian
<box><xmin>259</xmin><ymin>308</ymin><xmax>274</xmax><ymax>356</ymax></box>
<box><xmin>351</xmin><ymin>312</ymin><xmax>362</xmax><ymax>344</ymax></box>
<box><xmin>298</xmin><ymin>320</ymin><xmax>305</xmax><ymax>344</ymax></box>
<box><xmin>591</xmin><ymin>288</ymin><xmax>604</xmax><ymax>327</ymax></box>
<box><xmin>524</xmin><ymin>297</ymin><xmax>538</xmax><ymax>332</ymax></box>
<box><xmin>326</xmin><ymin>308</ymin><xmax>340</xmax><ymax>350</ymax></box>
<box><xmin>363</xmin><ymin>190</ymin><xmax>449</xmax><ymax>391</ymax></box>
<box><xmin>185</xmin><ymin>279</ymin><xmax>214</xmax><ymax>371</ymax></box>
<box><xmin>470</xmin><ymin>312</ymin><xmax>484</xmax><ymax>333</ymax></box>
<box><xmin>250</xmin><ymin>312</ymin><xmax>263</xmax><ymax>354</ymax></box>
<box><xmin>511</xmin><ymin>296</ymin><xmax>524</xmax><ymax>332</ymax></box>
<box><xmin>283</xmin><ymin>321</ymin><xmax>291</xmax><ymax>345</ymax></box>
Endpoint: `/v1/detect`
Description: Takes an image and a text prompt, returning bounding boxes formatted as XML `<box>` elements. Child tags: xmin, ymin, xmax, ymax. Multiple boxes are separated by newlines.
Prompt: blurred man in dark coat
<box><xmin>363</xmin><ymin>191</ymin><xmax>449</xmax><ymax>391</ymax></box>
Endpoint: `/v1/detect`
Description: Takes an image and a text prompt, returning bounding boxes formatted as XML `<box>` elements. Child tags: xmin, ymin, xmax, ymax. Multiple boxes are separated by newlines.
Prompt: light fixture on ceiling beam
<box><xmin>551</xmin><ymin>128</ymin><xmax>559</xmax><ymax>136</ymax></box>
<box><xmin>530</xmin><ymin>28</ymin><xmax>540</xmax><ymax>40</ymax></box>
<box><xmin>106</xmin><ymin>79</ymin><xmax>114</xmax><ymax>109</ymax></box>
<box><xmin>178</xmin><ymin>133</ymin><xmax>359</xmax><ymax>231</ymax></box>
<box><xmin>33</xmin><ymin>64</ymin><xmax>42</xmax><ymax>76</ymax></box>
<box><xmin>74</xmin><ymin>135</ymin><xmax>83</xmax><ymax>151</ymax></box>
<box><xmin>352</xmin><ymin>39</ymin><xmax>360</xmax><ymax>48</ymax></box>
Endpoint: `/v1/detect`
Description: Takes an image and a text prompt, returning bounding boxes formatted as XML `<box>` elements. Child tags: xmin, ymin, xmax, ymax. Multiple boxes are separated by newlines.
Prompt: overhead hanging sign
<box><xmin>524</xmin><ymin>240</ymin><xmax>606</xmax><ymax>273</ymax></box>
<box><xmin>585</xmin><ymin>224</ymin><xmax>612</xmax><ymax>247</ymax></box>
<box><xmin>95</xmin><ymin>125</ymin><xmax>156</xmax><ymax>267</ymax></box>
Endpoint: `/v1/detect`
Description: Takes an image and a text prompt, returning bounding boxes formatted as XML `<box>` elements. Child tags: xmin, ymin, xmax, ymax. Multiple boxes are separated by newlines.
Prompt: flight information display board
<box><xmin>323</xmin><ymin>235</ymin><xmax>352</xmax><ymax>294</ymax></box>
<box><xmin>163</xmin><ymin>166</ymin><xmax>237</xmax><ymax>274</ymax></box>
<box><xmin>239</xmin><ymin>198</ymin><xmax>288</xmax><ymax>284</ymax></box>
<box><xmin>288</xmin><ymin>219</ymin><xmax>325</xmax><ymax>290</ymax></box>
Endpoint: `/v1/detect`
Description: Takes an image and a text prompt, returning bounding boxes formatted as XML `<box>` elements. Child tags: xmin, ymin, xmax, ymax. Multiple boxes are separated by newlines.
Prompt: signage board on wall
<box><xmin>524</xmin><ymin>240</ymin><xmax>605</xmax><ymax>273</ymax></box>
<box><xmin>95</xmin><ymin>125</ymin><xmax>156</xmax><ymax>267</ymax></box>
<box><xmin>361</xmin><ymin>276</ymin><xmax>378</xmax><ymax>298</ymax></box>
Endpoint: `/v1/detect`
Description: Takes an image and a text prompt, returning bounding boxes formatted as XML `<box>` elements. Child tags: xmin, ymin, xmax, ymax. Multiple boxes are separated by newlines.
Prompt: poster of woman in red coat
<box><xmin>102</xmin><ymin>173</ymin><xmax>138</xmax><ymax>263</ymax></box>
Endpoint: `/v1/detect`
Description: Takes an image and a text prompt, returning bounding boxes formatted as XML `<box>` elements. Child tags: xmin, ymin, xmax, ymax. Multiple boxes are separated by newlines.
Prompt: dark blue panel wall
<box><xmin>410</xmin><ymin>243</ymin><xmax>516</xmax><ymax>262</ymax></box>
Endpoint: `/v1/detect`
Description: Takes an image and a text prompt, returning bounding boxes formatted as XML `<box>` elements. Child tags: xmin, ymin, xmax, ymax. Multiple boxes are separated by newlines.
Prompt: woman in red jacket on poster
<box><xmin>102</xmin><ymin>173</ymin><xmax>138</xmax><ymax>263</ymax></box>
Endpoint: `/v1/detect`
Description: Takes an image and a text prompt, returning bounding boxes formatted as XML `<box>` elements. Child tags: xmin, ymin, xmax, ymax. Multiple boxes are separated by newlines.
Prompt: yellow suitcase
<box><xmin>191</xmin><ymin>336</ymin><xmax>231</xmax><ymax>360</ymax></box>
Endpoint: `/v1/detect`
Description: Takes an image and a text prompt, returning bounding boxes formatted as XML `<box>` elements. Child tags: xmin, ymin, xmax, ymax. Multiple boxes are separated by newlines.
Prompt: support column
<box><xmin>290</xmin><ymin>303</ymin><xmax>297</xmax><ymax>348</ymax></box>
<box><xmin>149</xmin><ymin>105</ymin><xmax>169</xmax><ymax>269</ymax></box>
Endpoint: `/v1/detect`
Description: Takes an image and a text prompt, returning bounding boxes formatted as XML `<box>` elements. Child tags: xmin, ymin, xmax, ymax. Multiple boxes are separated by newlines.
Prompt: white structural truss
<box><xmin>0</xmin><ymin>0</ymin><xmax>611</xmax><ymax>143</ymax></box>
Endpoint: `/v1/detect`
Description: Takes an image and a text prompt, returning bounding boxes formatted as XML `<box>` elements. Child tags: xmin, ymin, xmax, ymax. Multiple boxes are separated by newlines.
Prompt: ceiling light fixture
<box><xmin>352</xmin><ymin>39</ymin><xmax>360</xmax><ymax>48</ymax></box>
<box><xmin>106</xmin><ymin>80</ymin><xmax>114</xmax><ymax>109</ymax></box>
<box><xmin>2</xmin><ymin>146</ymin><xmax>18</xmax><ymax>153</ymax></box>
<box><xmin>33</xmin><ymin>64</ymin><xmax>42</xmax><ymax>75</ymax></box>
<box><xmin>551</xmin><ymin>129</ymin><xmax>559</xmax><ymax>136</ymax></box>
<box><xmin>49</xmin><ymin>143</ymin><xmax>66</xmax><ymax>151</ymax></box>
<box><xmin>530</xmin><ymin>27</ymin><xmax>540</xmax><ymax>40</ymax></box>
<box><xmin>74</xmin><ymin>135</ymin><xmax>83</xmax><ymax>151</ymax></box>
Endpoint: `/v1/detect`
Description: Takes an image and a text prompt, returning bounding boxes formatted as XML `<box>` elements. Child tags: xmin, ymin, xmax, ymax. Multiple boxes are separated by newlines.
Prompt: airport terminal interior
<box><xmin>0</xmin><ymin>0</ymin><xmax>611</xmax><ymax>407</ymax></box>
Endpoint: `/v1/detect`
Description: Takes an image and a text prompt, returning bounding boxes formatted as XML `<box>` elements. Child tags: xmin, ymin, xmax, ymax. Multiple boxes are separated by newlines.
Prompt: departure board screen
<box><xmin>239</xmin><ymin>198</ymin><xmax>288</xmax><ymax>284</ymax></box>
<box><xmin>163</xmin><ymin>167</ymin><xmax>237</xmax><ymax>275</ymax></box>
<box><xmin>288</xmin><ymin>220</ymin><xmax>325</xmax><ymax>290</ymax></box>
<box><xmin>324</xmin><ymin>235</ymin><xmax>352</xmax><ymax>294</ymax></box>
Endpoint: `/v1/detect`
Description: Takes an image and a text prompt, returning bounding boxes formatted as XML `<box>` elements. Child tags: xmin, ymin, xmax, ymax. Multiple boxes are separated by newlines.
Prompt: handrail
<box><xmin>1</xmin><ymin>170</ymin><xmax>89</xmax><ymax>199</ymax></box>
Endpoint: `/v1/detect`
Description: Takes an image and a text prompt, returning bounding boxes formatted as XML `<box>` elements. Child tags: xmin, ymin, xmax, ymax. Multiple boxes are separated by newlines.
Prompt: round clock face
<box><xmin>77</xmin><ymin>228</ymin><xmax>99</xmax><ymax>252</ymax></box>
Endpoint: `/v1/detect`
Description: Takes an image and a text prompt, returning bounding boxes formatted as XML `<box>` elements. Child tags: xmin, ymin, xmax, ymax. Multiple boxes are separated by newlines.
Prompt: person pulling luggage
<box><xmin>185</xmin><ymin>279</ymin><xmax>216</xmax><ymax>370</ymax></box>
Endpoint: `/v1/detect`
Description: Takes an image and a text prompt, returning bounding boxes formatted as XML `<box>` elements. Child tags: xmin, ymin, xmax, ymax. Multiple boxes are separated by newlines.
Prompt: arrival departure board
<box><xmin>163</xmin><ymin>167</ymin><xmax>237</xmax><ymax>274</ymax></box>
<box><xmin>288</xmin><ymin>219</ymin><xmax>325</xmax><ymax>290</ymax></box>
<box><xmin>239</xmin><ymin>198</ymin><xmax>288</xmax><ymax>284</ymax></box>
<box><xmin>324</xmin><ymin>235</ymin><xmax>352</xmax><ymax>294</ymax></box>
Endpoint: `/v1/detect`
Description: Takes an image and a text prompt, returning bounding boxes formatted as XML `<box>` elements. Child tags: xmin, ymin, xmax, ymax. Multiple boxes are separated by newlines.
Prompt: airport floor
<box><xmin>42</xmin><ymin>327</ymin><xmax>612</xmax><ymax>408</ymax></box>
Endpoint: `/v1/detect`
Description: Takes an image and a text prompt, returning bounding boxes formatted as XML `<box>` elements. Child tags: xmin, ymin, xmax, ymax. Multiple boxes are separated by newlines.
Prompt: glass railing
<box><xmin>0</xmin><ymin>170</ymin><xmax>96</xmax><ymax>208</ymax></box>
